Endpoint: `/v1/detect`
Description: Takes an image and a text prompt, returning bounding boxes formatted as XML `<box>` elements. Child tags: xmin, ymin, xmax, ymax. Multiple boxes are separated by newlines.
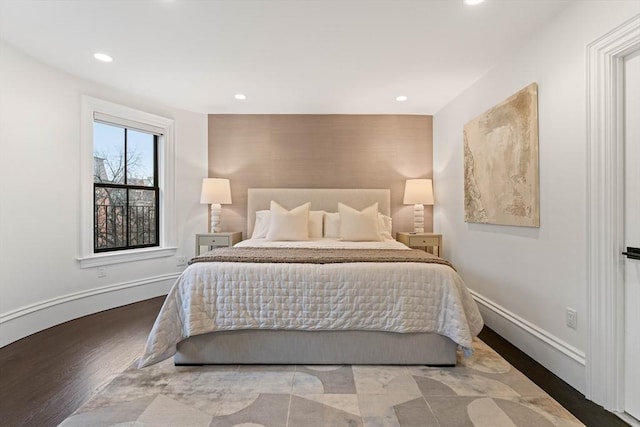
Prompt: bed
<box><xmin>138</xmin><ymin>188</ymin><xmax>483</xmax><ymax>367</ymax></box>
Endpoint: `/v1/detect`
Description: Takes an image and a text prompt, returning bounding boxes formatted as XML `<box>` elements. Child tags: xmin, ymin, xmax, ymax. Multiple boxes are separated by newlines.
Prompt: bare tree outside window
<box><xmin>93</xmin><ymin>122</ymin><xmax>159</xmax><ymax>252</ymax></box>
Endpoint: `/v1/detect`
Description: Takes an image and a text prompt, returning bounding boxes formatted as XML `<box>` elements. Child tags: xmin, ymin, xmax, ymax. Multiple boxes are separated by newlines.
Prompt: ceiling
<box><xmin>0</xmin><ymin>0</ymin><xmax>571</xmax><ymax>114</ymax></box>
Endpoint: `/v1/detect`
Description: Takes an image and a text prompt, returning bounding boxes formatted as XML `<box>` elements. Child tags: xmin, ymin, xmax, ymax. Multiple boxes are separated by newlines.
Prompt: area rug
<box><xmin>59</xmin><ymin>338</ymin><xmax>584</xmax><ymax>426</ymax></box>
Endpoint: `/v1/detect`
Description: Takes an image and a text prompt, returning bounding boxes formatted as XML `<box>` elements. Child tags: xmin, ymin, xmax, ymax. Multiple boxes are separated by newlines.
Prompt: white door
<box><xmin>624</xmin><ymin>50</ymin><xmax>640</xmax><ymax>422</ymax></box>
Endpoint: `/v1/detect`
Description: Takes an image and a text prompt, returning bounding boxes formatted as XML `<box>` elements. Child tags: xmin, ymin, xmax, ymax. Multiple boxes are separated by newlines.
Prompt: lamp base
<box><xmin>210</xmin><ymin>203</ymin><xmax>222</xmax><ymax>233</ymax></box>
<box><xmin>413</xmin><ymin>204</ymin><xmax>425</xmax><ymax>233</ymax></box>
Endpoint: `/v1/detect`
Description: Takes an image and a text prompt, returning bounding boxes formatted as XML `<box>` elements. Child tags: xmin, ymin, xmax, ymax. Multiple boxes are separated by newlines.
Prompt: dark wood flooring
<box><xmin>0</xmin><ymin>296</ymin><xmax>629</xmax><ymax>427</ymax></box>
<box><xmin>477</xmin><ymin>327</ymin><xmax>629</xmax><ymax>427</ymax></box>
<box><xmin>0</xmin><ymin>297</ymin><xmax>164</xmax><ymax>427</ymax></box>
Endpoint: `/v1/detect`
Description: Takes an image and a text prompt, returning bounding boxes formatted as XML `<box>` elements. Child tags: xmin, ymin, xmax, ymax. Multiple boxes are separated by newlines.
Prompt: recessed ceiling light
<box><xmin>463</xmin><ymin>0</ymin><xmax>485</xmax><ymax>5</ymax></box>
<box><xmin>234</xmin><ymin>94</ymin><xmax>246</xmax><ymax>100</ymax></box>
<box><xmin>93</xmin><ymin>52</ymin><xmax>113</xmax><ymax>63</ymax></box>
<box><xmin>396</xmin><ymin>95</ymin><xmax>408</xmax><ymax>102</ymax></box>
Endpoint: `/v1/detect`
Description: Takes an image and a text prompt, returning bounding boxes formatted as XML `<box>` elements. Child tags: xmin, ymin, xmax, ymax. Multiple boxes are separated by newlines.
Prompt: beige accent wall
<box><xmin>208</xmin><ymin>114</ymin><xmax>433</xmax><ymax>238</ymax></box>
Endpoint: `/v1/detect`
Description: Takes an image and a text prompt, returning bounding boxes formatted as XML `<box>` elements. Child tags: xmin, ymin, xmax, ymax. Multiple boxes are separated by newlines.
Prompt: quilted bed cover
<box><xmin>138</xmin><ymin>239</ymin><xmax>484</xmax><ymax>367</ymax></box>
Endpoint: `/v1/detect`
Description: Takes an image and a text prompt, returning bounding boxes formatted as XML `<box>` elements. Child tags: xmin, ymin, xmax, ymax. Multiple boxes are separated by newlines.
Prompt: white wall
<box><xmin>434</xmin><ymin>2</ymin><xmax>640</xmax><ymax>393</ymax></box>
<box><xmin>0</xmin><ymin>42</ymin><xmax>208</xmax><ymax>346</ymax></box>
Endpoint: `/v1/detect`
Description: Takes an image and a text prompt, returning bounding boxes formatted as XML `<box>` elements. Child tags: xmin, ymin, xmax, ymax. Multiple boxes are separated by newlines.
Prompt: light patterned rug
<box><xmin>59</xmin><ymin>338</ymin><xmax>584</xmax><ymax>426</ymax></box>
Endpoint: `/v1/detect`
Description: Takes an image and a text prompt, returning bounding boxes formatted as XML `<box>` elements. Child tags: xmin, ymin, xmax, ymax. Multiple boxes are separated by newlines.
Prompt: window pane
<box><xmin>94</xmin><ymin>187</ymin><xmax>127</xmax><ymax>250</ymax></box>
<box><xmin>128</xmin><ymin>189</ymin><xmax>157</xmax><ymax>246</ymax></box>
<box><xmin>127</xmin><ymin>130</ymin><xmax>155</xmax><ymax>186</ymax></box>
<box><xmin>94</xmin><ymin>122</ymin><xmax>125</xmax><ymax>184</ymax></box>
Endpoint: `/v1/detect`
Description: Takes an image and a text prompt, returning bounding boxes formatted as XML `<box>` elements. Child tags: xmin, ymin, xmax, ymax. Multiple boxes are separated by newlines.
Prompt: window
<box><xmin>79</xmin><ymin>97</ymin><xmax>176</xmax><ymax>268</ymax></box>
<box><xmin>93</xmin><ymin>121</ymin><xmax>159</xmax><ymax>252</ymax></box>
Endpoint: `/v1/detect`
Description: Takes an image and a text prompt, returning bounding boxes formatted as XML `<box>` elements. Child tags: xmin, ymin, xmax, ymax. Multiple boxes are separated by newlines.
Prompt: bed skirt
<box><xmin>174</xmin><ymin>330</ymin><xmax>457</xmax><ymax>366</ymax></box>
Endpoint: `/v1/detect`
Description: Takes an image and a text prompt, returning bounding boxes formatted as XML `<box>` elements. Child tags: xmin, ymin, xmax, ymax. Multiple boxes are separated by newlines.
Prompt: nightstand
<box><xmin>195</xmin><ymin>232</ymin><xmax>242</xmax><ymax>256</ymax></box>
<box><xmin>396</xmin><ymin>232</ymin><xmax>443</xmax><ymax>257</ymax></box>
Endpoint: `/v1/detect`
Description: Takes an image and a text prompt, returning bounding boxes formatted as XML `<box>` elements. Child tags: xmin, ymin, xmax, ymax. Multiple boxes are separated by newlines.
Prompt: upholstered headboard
<box><xmin>247</xmin><ymin>188</ymin><xmax>391</xmax><ymax>237</ymax></box>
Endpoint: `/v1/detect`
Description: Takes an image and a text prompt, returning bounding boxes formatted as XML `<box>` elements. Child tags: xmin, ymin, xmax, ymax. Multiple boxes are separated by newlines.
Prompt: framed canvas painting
<box><xmin>463</xmin><ymin>83</ymin><xmax>539</xmax><ymax>227</ymax></box>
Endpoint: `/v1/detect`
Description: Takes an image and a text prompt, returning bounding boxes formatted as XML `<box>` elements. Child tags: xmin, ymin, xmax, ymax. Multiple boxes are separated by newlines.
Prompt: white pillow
<box><xmin>324</xmin><ymin>212</ymin><xmax>340</xmax><ymax>238</ymax></box>
<box><xmin>266</xmin><ymin>201</ymin><xmax>310</xmax><ymax>241</ymax></box>
<box><xmin>251</xmin><ymin>210</ymin><xmax>270</xmax><ymax>239</ymax></box>
<box><xmin>253</xmin><ymin>209</ymin><xmax>323</xmax><ymax>239</ymax></box>
<box><xmin>338</xmin><ymin>202</ymin><xmax>383</xmax><ymax>242</ymax></box>
<box><xmin>309</xmin><ymin>210</ymin><xmax>324</xmax><ymax>238</ymax></box>
<box><xmin>378</xmin><ymin>213</ymin><xmax>393</xmax><ymax>240</ymax></box>
<box><xmin>325</xmin><ymin>211</ymin><xmax>391</xmax><ymax>239</ymax></box>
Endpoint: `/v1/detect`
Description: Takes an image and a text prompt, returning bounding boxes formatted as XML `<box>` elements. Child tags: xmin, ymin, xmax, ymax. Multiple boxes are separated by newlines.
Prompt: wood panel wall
<box><xmin>208</xmin><ymin>114</ymin><xmax>433</xmax><ymax>238</ymax></box>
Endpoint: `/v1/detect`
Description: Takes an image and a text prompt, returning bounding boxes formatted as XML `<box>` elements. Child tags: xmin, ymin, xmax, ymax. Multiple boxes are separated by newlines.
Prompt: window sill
<box><xmin>78</xmin><ymin>246</ymin><xmax>178</xmax><ymax>268</ymax></box>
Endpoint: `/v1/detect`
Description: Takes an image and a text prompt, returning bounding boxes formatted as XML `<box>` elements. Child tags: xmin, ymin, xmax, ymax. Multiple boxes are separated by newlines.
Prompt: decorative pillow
<box><xmin>338</xmin><ymin>202</ymin><xmax>383</xmax><ymax>241</ymax></box>
<box><xmin>253</xmin><ymin>209</ymin><xmax>322</xmax><ymax>239</ymax></box>
<box><xmin>266</xmin><ymin>201</ymin><xmax>310</xmax><ymax>241</ymax></box>
<box><xmin>378</xmin><ymin>213</ymin><xmax>393</xmax><ymax>240</ymax></box>
<box><xmin>251</xmin><ymin>210</ymin><xmax>270</xmax><ymax>239</ymax></box>
<box><xmin>325</xmin><ymin>210</ymin><xmax>391</xmax><ymax>239</ymax></box>
<box><xmin>309</xmin><ymin>210</ymin><xmax>324</xmax><ymax>238</ymax></box>
<box><xmin>324</xmin><ymin>212</ymin><xmax>340</xmax><ymax>238</ymax></box>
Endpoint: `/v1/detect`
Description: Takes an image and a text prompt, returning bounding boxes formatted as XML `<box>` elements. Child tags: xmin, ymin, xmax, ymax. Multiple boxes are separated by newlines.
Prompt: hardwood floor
<box><xmin>0</xmin><ymin>296</ymin><xmax>629</xmax><ymax>427</ymax></box>
<box><xmin>477</xmin><ymin>327</ymin><xmax>629</xmax><ymax>427</ymax></box>
<box><xmin>0</xmin><ymin>297</ymin><xmax>164</xmax><ymax>427</ymax></box>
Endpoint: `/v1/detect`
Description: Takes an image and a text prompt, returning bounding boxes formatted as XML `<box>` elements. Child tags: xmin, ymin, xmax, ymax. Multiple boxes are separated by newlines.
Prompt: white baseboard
<box><xmin>0</xmin><ymin>273</ymin><xmax>179</xmax><ymax>348</ymax></box>
<box><xmin>616</xmin><ymin>412</ymin><xmax>640</xmax><ymax>427</ymax></box>
<box><xmin>471</xmin><ymin>289</ymin><xmax>587</xmax><ymax>394</ymax></box>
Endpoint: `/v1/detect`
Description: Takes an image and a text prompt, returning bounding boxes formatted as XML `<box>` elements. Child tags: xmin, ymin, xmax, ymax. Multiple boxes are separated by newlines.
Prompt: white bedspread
<box><xmin>138</xmin><ymin>240</ymin><xmax>483</xmax><ymax>367</ymax></box>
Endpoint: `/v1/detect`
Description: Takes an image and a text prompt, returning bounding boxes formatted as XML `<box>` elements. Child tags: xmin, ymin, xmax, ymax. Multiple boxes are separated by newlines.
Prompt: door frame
<box><xmin>586</xmin><ymin>14</ymin><xmax>640</xmax><ymax>412</ymax></box>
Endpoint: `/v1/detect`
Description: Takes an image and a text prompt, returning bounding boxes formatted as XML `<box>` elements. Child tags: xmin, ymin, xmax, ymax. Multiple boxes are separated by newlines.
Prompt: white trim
<box><xmin>94</xmin><ymin>111</ymin><xmax>166</xmax><ymax>135</ymax></box>
<box><xmin>616</xmin><ymin>412</ymin><xmax>640</xmax><ymax>427</ymax></box>
<box><xmin>470</xmin><ymin>290</ymin><xmax>586</xmax><ymax>366</ymax></box>
<box><xmin>586</xmin><ymin>14</ymin><xmax>640</xmax><ymax>412</ymax></box>
<box><xmin>0</xmin><ymin>273</ymin><xmax>178</xmax><ymax>324</ymax></box>
<box><xmin>77</xmin><ymin>246</ymin><xmax>178</xmax><ymax>268</ymax></box>
<box><xmin>0</xmin><ymin>273</ymin><xmax>177</xmax><ymax>347</ymax></box>
<box><xmin>79</xmin><ymin>96</ymin><xmax>177</xmax><ymax>267</ymax></box>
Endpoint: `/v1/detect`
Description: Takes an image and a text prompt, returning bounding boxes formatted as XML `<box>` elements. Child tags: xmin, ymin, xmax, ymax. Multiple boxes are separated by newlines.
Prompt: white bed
<box><xmin>138</xmin><ymin>188</ymin><xmax>483</xmax><ymax>367</ymax></box>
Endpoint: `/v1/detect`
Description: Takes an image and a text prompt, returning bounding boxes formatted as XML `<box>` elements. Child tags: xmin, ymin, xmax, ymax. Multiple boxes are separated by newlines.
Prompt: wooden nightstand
<box><xmin>396</xmin><ymin>232</ymin><xmax>443</xmax><ymax>257</ymax></box>
<box><xmin>195</xmin><ymin>232</ymin><xmax>242</xmax><ymax>255</ymax></box>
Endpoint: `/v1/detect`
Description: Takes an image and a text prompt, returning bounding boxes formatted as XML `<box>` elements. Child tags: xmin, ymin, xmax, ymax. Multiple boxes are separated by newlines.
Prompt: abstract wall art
<box><xmin>463</xmin><ymin>83</ymin><xmax>539</xmax><ymax>227</ymax></box>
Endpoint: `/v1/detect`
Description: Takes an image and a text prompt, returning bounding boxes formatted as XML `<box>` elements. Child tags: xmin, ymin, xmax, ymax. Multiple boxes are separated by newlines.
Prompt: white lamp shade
<box><xmin>403</xmin><ymin>179</ymin><xmax>434</xmax><ymax>205</ymax></box>
<box><xmin>200</xmin><ymin>178</ymin><xmax>232</xmax><ymax>204</ymax></box>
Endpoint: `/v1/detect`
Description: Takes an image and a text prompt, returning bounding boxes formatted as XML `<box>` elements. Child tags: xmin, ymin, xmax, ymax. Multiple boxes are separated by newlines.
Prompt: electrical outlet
<box><xmin>97</xmin><ymin>267</ymin><xmax>106</xmax><ymax>278</ymax></box>
<box><xmin>566</xmin><ymin>307</ymin><xmax>577</xmax><ymax>329</ymax></box>
<box><xmin>176</xmin><ymin>256</ymin><xmax>187</xmax><ymax>266</ymax></box>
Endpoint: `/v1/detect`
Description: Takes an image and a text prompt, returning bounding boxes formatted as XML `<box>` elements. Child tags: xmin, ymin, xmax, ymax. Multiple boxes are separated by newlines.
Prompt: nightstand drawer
<box><xmin>408</xmin><ymin>236</ymin><xmax>440</xmax><ymax>247</ymax></box>
<box><xmin>395</xmin><ymin>232</ymin><xmax>443</xmax><ymax>257</ymax></box>
<box><xmin>195</xmin><ymin>232</ymin><xmax>242</xmax><ymax>256</ymax></box>
<box><xmin>198</xmin><ymin>235</ymin><xmax>230</xmax><ymax>247</ymax></box>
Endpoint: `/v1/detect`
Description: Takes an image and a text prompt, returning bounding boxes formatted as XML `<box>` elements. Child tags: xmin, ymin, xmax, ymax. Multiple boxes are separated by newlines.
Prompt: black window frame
<box><xmin>93</xmin><ymin>125</ymin><xmax>160</xmax><ymax>253</ymax></box>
